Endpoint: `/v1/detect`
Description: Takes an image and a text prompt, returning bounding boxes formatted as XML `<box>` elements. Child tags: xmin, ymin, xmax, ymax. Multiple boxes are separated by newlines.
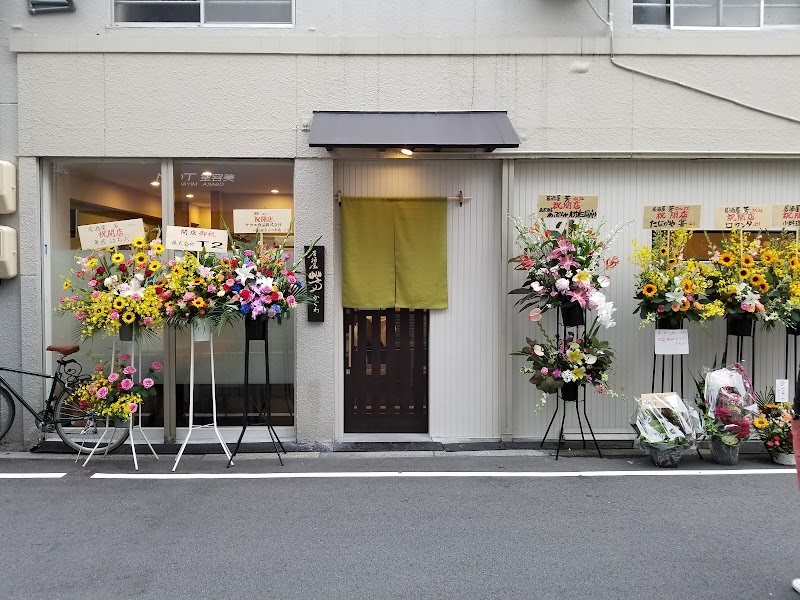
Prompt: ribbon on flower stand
<box><xmin>172</xmin><ymin>322</ymin><xmax>232</xmax><ymax>471</ymax></box>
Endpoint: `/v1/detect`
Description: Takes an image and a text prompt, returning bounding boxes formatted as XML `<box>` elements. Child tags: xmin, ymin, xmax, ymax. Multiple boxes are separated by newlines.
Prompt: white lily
<box><xmin>235</xmin><ymin>265</ymin><xmax>256</xmax><ymax>284</ymax></box>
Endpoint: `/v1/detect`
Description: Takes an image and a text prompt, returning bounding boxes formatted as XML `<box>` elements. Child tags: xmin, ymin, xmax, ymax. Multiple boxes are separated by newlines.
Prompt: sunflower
<box><xmin>741</xmin><ymin>255</ymin><xmax>755</xmax><ymax>267</ymax></box>
<box><xmin>738</xmin><ymin>268</ymin><xmax>749</xmax><ymax>279</ymax></box>
<box><xmin>659</xmin><ymin>247</ymin><xmax>669</xmax><ymax>256</ymax></box>
<box><xmin>682</xmin><ymin>279</ymin><xmax>694</xmax><ymax>293</ymax></box>
<box><xmin>111</xmin><ymin>253</ymin><xmax>125</xmax><ymax>264</ymax></box>
<box><xmin>759</xmin><ymin>282</ymin><xmax>770</xmax><ymax>293</ymax></box>
<box><xmin>668</xmin><ymin>258</ymin><xmax>678</xmax><ymax>267</ymax></box>
<box><xmin>148</xmin><ymin>261</ymin><xmax>161</xmax><ymax>272</ymax></box>
<box><xmin>761</xmin><ymin>249</ymin><xmax>777</xmax><ymax>265</ymax></box>
<box><xmin>152</xmin><ymin>243</ymin><xmax>165</xmax><ymax>255</ymax></box>
<box><xmin>750</xmin><ymin>274</ymin><xmax>764</xmax><ymax>286</ymax></box>
<box><xmin>192</xmin><ymin>277</ymin><xmax>205</xmax><ymax>285</ymax></box>
<box><xmin>134</xmin><ymin>252</ymin><xmax>148</xmax><ymax>265</ymax></box>
<box><xmin>131</xmin><ymin>237</ymin><xmax>147</xmax><ymax>249</ymax></box>
<box><xmin>753</xmin><ymin>416</ymin><xmax>769</xmax><ymax>429</ymax></box>
<box><xmin>112</xmin><ymin>298</ymin><xmax>126</xmax><ymax>310</ymax></box>
<box><xmin>121</xmin><ymin>311</ymin><xmax>136</xmax><ymax>324</ymax></box>
<box><xmin>62</xmin><ymin>279</ymin><xmax>72</xmax><ymax>290</ymax></box>
<box><xmin>172</xmin><ymin>266</ymin><xmax>183</xmax><ymax>276</ymax></box>
<box><xmin>191</xmin><ymin>298</ymin><xmax>206</xmax><ymax>308</ymax></box>
<box><xmin>680</xmin><ymin>299</ymin><xmax>691</xmax><ymax>311</ymax></box>
<box><xmin>791</xmin><ymin>257</ymin><xmax>800</xmax><ymax>271</ymax></box>
<box><xmin>719</xmin><ymin>253</ymin><xmax>735</xmax><ymax>267</ymax></box>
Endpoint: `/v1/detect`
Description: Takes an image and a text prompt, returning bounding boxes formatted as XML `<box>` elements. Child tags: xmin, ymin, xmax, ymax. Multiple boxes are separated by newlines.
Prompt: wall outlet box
<box><xmin>0</xmin><ymin>161</ymin><xmax>17</xmax><ymax>214</ymax></box>
<box><xmin>0</xmin><ymin>226</ymin><xmax>19</xmax><ymax>279</ymax></box>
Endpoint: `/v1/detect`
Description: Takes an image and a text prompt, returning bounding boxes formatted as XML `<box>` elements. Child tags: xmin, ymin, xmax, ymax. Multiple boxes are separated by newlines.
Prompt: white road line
<box><xmin>91</xmin><ymin>469</ymin><xmax>798</xmax><ymax>480</ymax></box>
<box><xmin>0</xmin><ymin>473</ymin><xmax>67</xmax><ymax>479</ymax></box>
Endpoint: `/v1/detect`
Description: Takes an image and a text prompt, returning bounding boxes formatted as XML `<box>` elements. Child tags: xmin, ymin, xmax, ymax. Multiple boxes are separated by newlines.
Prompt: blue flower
<box><xmin>240</xmin><ymin>303</ymin><xmax>251</xmax><ymax>314</ymax></box>
<box><xmin>271</xmin><ymin>304</ymin><xmax>281</xmax><ymax>314</ymax></box>
<box><xmin>232</xmin><ymin>284</ymin><xmax>243</xmax><ymax>292</ymax></box>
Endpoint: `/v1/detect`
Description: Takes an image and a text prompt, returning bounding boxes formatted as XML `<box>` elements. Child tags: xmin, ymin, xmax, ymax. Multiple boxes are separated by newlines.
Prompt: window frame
<box><xmin>110</xmin><ymin>0</ymin><xmax>296</xmax><ymax>28</ymax></box>
<box><xmin>633</xmin><ymin>0</ymin><xmax>800</xmax><ymax>28</ymax></box>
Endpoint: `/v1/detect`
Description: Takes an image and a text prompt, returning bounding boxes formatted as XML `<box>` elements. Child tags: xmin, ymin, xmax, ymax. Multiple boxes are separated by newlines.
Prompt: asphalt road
<box><xmin>1</xmin><ymin>452</ymin><xmax>798</xmax><ymax>600</ymax></box>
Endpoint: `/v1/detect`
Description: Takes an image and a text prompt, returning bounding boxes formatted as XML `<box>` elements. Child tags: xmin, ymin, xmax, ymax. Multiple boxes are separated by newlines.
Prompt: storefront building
<box><xmin>1</xmin><ymin>0</ymin><xmax>799</xmax><ymax>449</ymax></box>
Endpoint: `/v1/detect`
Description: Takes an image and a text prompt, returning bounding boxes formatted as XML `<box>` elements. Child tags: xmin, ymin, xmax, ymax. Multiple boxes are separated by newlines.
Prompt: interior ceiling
<box><xmin>64</xmin><ymin>160</ymin><xmax>295</xmax><ymax>205</ymax></box>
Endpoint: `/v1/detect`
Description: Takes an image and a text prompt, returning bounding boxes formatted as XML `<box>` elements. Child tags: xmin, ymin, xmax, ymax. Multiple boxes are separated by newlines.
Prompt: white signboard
<box><xmin>78</xmin><ymin>219</ymin><xmax>145</xmax><ymax>250</ymax></box>
<box><xmin>164</xmin><ymin>226</ymin><xmax>228</xmax><ymax>253</ymax></box>
<box><xmin>233</xmin><ymin>209</ymin><xmax>293</xmax><ymax>234</ymax></box>
<box><xmin>776</xmin><ymin>379</ymin><xmax>790</xmax><ymax>404</ymax></box>
<box><xmin>537</xmin><ymin>195</ymin><xmax>598</xmax><ymax>220</ymax></box>
<box><xmin>713</xmin><ymin>205</ymin><xmax>770</xmax><ymax>230</ymax></box>
<box><xmin>655</xmin><ymin>329</ymin><xmax>689</xmax><ymax>355</ymax></box>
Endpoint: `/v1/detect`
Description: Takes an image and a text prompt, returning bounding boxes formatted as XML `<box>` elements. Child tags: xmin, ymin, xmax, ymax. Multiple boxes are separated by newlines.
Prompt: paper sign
<box><xmin>772</xmin><ymin>205</ymin><xmax>800</xmax><ymax>229</ymax></box>
<box><xmin>233</xmin><ymin>209</ymin><xmax>293</xmax><ymax>234</ymax></box>
<box><xmin>655</xmin><ymin>329</ymin><xmax>689</xmax><ymax>355</ymax></box>
<box><xmin>714</xmin><ymin>205</ymin><xmax>770</xmax><ymax>230</ymax></box>
<box><xmin>643</xmin><ymin>205</ymin><xmax>701</xmax><ymax>230</ymax></box>
<box><xmin>164</xmin><ymin>226</ymin><xmax>228</xmax><ymax>253</ymax></box>
<box><xmin>537</xmin><ymin>195</ymin><xmax>598</xmax><ymax>220</ymax></box>
<box><xmin>639</xmin><ymin>392</ymin><xmax>681</xmax><ymax>409</ymax></box>
<box><xmin>78</xmin><ymin>219</ymin><xmax>145</xmax><ymax>250</ymax></box>
<box><xmin>776</xmin><ymin>379</ymin><xmax>790</xmax><ymax>404</ymax></box>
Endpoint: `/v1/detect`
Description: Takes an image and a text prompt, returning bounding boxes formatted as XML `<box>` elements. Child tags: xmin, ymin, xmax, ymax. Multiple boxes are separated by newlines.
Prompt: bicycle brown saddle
<box><xmin>46</xmin><ymin>344</ymin><xmax>80</xmax><ymax>356</ymax></box>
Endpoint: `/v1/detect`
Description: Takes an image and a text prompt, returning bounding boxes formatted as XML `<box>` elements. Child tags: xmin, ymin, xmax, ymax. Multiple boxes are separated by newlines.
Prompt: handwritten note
<box><xmin>776</xmin><ymin>379</ymin><xmax>790</xmax><ymax>404</ymax></box>
<box><xmin>655</xmin><ymin>329</ymin><xmax>689</xmax><ymax>355</ymax></box>
<box><xmin>772</xmin><ymin>205</ymin><xmax>800</xmax><ymax>229</ymax></box>
<box><xmin>164</xmin><ymin>226</ymin><xmax>228</xmax><ymax>253</ymax></box>
<box><xmin>713</xmin><ymin>205</ymin><xmax>770</xmax><ymax>230</ymax></box>
<box><xmin>304</xmin><ymin>245</ymin><xmax>324</xmax><ymax>322</ymax></box>
<box><xmin>537</xmin><ymin>195</ymin><xmax>598</xmax><ymax>220</ymax></box>
<box><xmin>233</xmin><ymin>209</ymin><xmax>293</xmax><ymax>234</ymax></box>
<box><xmin>643</xmin><ymin>205</ymin><xmax>701</xmax><ymax>230</ymax></box>
<box><xmin>78</xmin><ymin>219</ymin><xmax>145</xmax><ymax>250</ymax></box>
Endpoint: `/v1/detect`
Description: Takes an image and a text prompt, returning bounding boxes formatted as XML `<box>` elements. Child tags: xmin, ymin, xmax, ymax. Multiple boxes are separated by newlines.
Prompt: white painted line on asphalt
<box><xmin>0</xmin><ymin>473</ymin><xmax>67</xmax><ymax>479</ymax></box>
<box><xmin>91</xmin><ymin>468</ymin><xmax>798</xmax><ymax>480</ymax></box>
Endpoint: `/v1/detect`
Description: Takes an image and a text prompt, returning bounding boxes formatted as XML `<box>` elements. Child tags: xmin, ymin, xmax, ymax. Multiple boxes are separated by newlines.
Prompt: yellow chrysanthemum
<box><xmin>753</xmin><ymin>416</ymin><xmax>769</xmax><ymax>429</ymax></box>
<box><xmin>741</xmin><ymin>254</ymin><xmax>755</xmax><ymax>267</ymax></box>
<box><xmin>121</xmin><ymin>311</ymin><xmax>136</xmax><ymax>324</ymax></box>
<box><xmin>85</xmin><ymin>258</ymin><xmax>98</xmax><ymax>269</ymax></box>
<box><xmin>642</xmin><ymin>284</ymin><xmax>657</xmax><ymax>298</ymax></box>
<box><xmin>131</xmin><ymin>237</ymin><xmax>147</xmax><ymax>249</ymax></box>
<box><xmin>111</xmin><ymin>253</ymin><xmax>125</xmax><ymax>264</ymax></box>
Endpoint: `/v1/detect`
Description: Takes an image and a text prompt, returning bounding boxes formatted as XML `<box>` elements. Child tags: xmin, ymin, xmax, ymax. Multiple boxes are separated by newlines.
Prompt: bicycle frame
<box><xmin>0</xmin><ymin>358</ymin><xmax>84</xmax><ymax>426</ymax></box>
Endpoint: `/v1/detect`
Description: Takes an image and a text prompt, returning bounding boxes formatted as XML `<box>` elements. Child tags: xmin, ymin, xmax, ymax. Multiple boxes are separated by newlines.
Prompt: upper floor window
<box><xmin>113</xmin><ymin>0</ymin><xmax>294</xmax><ymax>26</ymax></box>
<box><xmin>634</xmin><ymin>0</ymin><xmax>800</xmax><ymax>26</ymax></box>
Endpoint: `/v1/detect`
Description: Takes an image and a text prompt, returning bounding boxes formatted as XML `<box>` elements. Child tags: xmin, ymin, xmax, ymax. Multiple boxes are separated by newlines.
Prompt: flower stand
<box><xmin>723</xmin><ymin>315</ymin><xmax>757</xmax><ymax>388</ymax></box>
<box><xmin>227</xmin><ymin>315</ymin><xmax>287</xmax><ymax>467</ymax></box>
<box><xmin>538</xmin><ymin>307</ymin><xmax>602</xmax><ymax>460</ymax></box>
<box><xmin>172</xmin><ymin>323</ymin><xmax>232</xmax><ymax>471</ymax></box>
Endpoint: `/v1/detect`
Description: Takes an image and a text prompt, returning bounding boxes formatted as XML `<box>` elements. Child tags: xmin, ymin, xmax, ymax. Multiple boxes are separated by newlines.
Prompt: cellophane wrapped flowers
<box><xmin>701</xmin><ymin>365</ymin><xmax>759</xmax><ymax>446</ymax></box>
<box><xmin>633</xmin><ymin>392</ymin><xmax>703</xmax><ymax>449</ymax></box>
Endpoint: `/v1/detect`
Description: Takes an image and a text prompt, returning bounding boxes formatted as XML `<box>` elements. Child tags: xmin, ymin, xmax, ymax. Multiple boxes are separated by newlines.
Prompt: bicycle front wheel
<box><xmin>0</xmin><ymin>388</ymin><xmax>16</xmax><ymax>442</ymax></box>
<box><xmin>53</xmin><ymin>392</ymin><xmax>129</xmax><ymax>453</ymax></box>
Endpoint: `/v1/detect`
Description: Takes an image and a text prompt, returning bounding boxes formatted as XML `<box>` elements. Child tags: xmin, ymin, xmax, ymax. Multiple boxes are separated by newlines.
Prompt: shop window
<box><xmin>633</xmin><ymin>0</ymin><xmax>800</xmax><ymax>26</ymax></box>
<box><xmin>172</xmin><ymin>160</ymin><xmax>296</xmax><ymax>428</ymax></box>
<box><xmin>46</xmin><ymin>159</ymin><xmax>166</xmax><ymax>427</ymax></box>
<box><xmin>113</xmin><ymin>0</ymin><xmax>294</xmax><ymax>26</ymax></box>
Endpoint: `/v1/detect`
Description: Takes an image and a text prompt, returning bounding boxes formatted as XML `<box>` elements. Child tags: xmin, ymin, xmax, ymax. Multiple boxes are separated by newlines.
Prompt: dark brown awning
<box><xmin>308</xmin><ymin>111</ymin><xmax>520</xmax><ymax>151</ymax></box>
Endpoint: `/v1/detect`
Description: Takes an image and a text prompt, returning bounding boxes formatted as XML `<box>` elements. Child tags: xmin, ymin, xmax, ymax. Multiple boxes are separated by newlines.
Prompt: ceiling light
<box><xmin>271</xmin><ymin>189</ymin><xmax>279</xmax><ymax>194</ymax></box>
<box><xmin>201</xmin><ymin>171</ymin><xmax>213</xmax><ymax>177</ymax></box>
<box><xmin>400</xmin><ymin>148</ymin><xmax>414</xmax><ymax>156</ymax></box>
<box><xmin>186</xmin><ymin>194</ymin><xmax>194</xmax><ymax>199</ymax></box>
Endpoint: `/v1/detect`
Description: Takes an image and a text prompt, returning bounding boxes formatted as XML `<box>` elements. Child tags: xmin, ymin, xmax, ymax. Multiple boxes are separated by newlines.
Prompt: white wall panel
<box><xmin>334</xmin><ymin>160</ymin><xmax>502</xmax><ymax>440</ymax></box>
<box><xmin>511</xmin><ymin>159</ymin><xmax>800</xmax><ymax>439</ymax></box>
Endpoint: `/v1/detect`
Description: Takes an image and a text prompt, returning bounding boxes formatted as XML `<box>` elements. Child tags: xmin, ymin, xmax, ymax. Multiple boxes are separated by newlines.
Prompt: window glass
<box><xmin>172</xmin><ymin>160</ymin><xmax>296</xmax><ymax>429</ymax></box>
<box><xmin>113</xmin><ymin>0</ymin><xmax>292</xmax><ymax>25</ymax></box>
<box><xmin>764</xmin><ymin>0</ymin><xmax>800</xmax><ymax>23</ymax></box>
<box><xmin>633</xmin><ymin>0</ymin><xmax>670</xmax><ymax>25</ymax></box>
<box><xmin>47</xmin><ymin>159</ymin><xmax>166</xmax><ymax>427</ymax></box>
<box><xmin>204</xmin><ymin>0</ymin><xmax>292</xmax><ymax>24</ymax></box>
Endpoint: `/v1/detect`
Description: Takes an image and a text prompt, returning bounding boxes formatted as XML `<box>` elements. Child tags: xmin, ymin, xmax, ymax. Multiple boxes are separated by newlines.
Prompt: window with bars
<box><xmin>113</xmin><ymin>0</ymin><xmax>294</xmax><ymax>26</ymax></box>
<box><xmin>634</xmin><ymin>0</ymin><xmax>800</xmax><ymax>26</ymax></box>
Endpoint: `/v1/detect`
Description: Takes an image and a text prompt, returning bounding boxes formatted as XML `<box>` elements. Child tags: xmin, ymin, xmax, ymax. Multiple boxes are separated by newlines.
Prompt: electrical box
<box><xmin>0</xmin><ymin>226</ymin><xmax>19</xmax><ymax>279</ymax></box>
<box><xmin>0</xmin><ymin>161</ymin><xmax>17</xmax><ymax>214</ymax></box>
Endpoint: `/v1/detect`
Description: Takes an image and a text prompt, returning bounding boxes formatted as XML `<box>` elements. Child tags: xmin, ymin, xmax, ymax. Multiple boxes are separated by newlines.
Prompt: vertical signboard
<box><xmin>304</xmin><ymin>245</ymin><xmax>324</xmax><ymax>322</ymax></box>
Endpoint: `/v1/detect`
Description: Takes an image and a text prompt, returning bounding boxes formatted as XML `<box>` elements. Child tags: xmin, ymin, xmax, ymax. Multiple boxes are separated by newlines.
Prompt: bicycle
<box><xmin>0</xmin><ymin>344</ymin><xmax>129</xmax><ymax>453</ymax></box>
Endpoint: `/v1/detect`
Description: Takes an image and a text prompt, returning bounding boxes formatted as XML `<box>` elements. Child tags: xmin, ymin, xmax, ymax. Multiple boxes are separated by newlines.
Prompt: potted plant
<box><xmin>510</xmin><ymin>216</ymin><xmax>627</xmax><ymax>327</ymax></box>
<box><xmin>633</xmin><ymin>392</ymin><xmax>703</xmax><ymax>468</ymax></box>
<box><xmin>753</xmin><ymin>388</ymin><xmax>795</xmax><ymax>465</ymax></box>
<box><xmin>699</xmin><ymin>365</ymin><xmax>758</xmax><ymax>465</ymax></box>
<box><xmin>631</xmin><ymin>228</ymin><xmax>722</xmax><ymax>329</ymax></box>
<box><xmin>58</xmin><ymin>236</ymin><xmax>167</xmax><ymax>341</ymax></box>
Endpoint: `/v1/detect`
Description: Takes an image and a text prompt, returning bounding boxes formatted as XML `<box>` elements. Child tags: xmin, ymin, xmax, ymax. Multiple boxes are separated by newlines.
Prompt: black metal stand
<box><xmin>722</xmin><ymin>321</ymin><xmax>757</xmax><ymax>389</ymax></box>
<box><xmin>227</xmin><ymin>317</ymin><xmax>286</xmax><ymax>467</ymax></box>
<box><xmin>538</xmin><ymin>307</ymin><xmax>602</xmax><ymax>460</ymax></box>
<box><xmin>786</xmin><ymin>329</ymin><xmax>799</xmax><ymax>402</ymax></box>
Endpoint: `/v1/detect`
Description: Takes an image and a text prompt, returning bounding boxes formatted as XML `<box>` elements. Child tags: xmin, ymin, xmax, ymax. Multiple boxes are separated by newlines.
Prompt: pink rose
<box><xmin>96</xmin><ymin>386</ymin><xmax>109</xmax><ymax>399</ymax></box>
<box><xmin>119</xmin><ymin>353</ymin><xmax>131</xmax><ymax>361</ymax></box>
<box><xmin>166</xmin><ymin>307</ymin><xmax>174</xmax><ymax>316</ymax></box>
<box><xmin>183</xmin><ymin>292</ymin><xmax>196</xmax><ymax>302</ymax></box>
<box><xmin>657</xmin><ymin>305</ymin><xmax>665</xmax><ymax>313</ymax></box>
<box><xmin>129</xmin><ymin>403</ymin><xmax>138</xmax><ymax>414</ymax></box>
<box><xmin>226</xmin><ymin>279</ymin><xmax>235</xmax><ymax>288</ymax></box>
<box><xmin>143</xmin><ymin>316</ymin><xmax>153</xmax><ymax>326</ymax></box>
<box><xmin>108</xmin><ymin>372</ymin><xmax>120</xmax><ymax>383</ymax></box>
<box><xmin>110</xmin><ymin>311</ymin><xmax>120</xmax><ymax>321</ymax></box>
<box><xmin>151</xmin><ymin>362</ymin><xmax>163</xmax><ymax>371</ymax></box>
<box><xmin>88</xmin><ymin>279</ymin><xmax>98</xmax><ymax>287</ymax></box>
<box><xmin>123</xmin><ymin>366</ymin><xmax>137</xmax><ymax>375</ymax></box>
<box><xmin>540</xmin><ymin>367</ymin><xmax>548</xmax><ymax>375</ymax></box>
<box><xmin>142</xmin><ymin>378</ymin><xmax>154</xmax><ymax>389</ymax></box>
<box><xmin>287</xmin><ymin>295</ymin><xmax>296</xmax><ymax>307</ymax></box>
<box><xmin>120</xmin><ymin>378</ymin><xmax>134</xmax><ymax>391</ymax></box>
<box><xmin>207</xmin><ymin>285</ymin><xmax>217</xmax><ymax>294</ymax></box>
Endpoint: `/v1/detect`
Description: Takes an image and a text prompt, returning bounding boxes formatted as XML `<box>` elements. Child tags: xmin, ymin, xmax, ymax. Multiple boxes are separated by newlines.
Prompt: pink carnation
<box><xmin>88</xmin><ymin>279</ymin><xmax>98</xmax><ymax>287</ymax></box>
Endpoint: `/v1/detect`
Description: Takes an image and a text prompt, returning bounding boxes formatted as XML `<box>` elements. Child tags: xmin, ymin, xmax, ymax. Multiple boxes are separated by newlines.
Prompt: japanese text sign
<box><xmin>233</xmin><ymin>209</ymin><xmax>293</xmax><ymax>234</ymax></box>
<box><xmin>654</xmin><ymin>329</ymin><xmax>689</xmax><ymax>355</ymax></box>
<box><xmin>78</xmin><ymin>219</ymin><xmax>145</xmax><ymax>250</ymax></box>
<box><xmin>714</xmin><ymin>205</ymin><xmax>770</xmax><ymax>230</ymax></box>
<box><xmin>537</xmin><ymin>195</ymin><xmax>598</xmax><ymax>220</ymax></box>
<box><xmin>304</xmin><ymin>245</ymin><xmax>324</xmax><ymax>322</ymax></box>
<box><xmin>164</xmin><ymin>226</ymin><xmax>228</xmax><ymax>253</ymax></box>
<box><xmin>643</xmin><ymin>205</ymin><xmax>701</xmax><ymax>230</ymax></box>
<box><xmin>772</xmin><ymin>205</ymin><xmax>800</xmax><ymax>229</ymax></box>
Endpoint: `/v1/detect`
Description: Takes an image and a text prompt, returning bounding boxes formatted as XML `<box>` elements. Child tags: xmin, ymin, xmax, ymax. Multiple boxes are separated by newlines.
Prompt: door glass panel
<box><xmin>172</xmin><ymin>160</ymin><xmax>296</xmax><ymax>428</ymax></box>
<box><xmin>47</xmin><ymin>159</ymin><xmax>166</xmax><ymax>427</ymax></box>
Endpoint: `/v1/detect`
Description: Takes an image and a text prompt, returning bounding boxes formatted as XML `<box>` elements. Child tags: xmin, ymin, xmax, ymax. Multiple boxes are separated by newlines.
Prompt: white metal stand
<box><xmin>172</xmin><ymin>326</ymin><xmax>232</xmax><ymax>471</ymax></box>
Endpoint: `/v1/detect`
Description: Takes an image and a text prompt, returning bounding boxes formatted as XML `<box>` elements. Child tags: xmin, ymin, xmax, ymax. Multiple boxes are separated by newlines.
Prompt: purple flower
<box><xmin>142</xmin><ymin>378</ymin><xmax>154</xmax><ymax>389</ymax></box>
<box><xmin>552</xmin><ymin>369</ymin><xmax>562</xmax><ymax>378</ymax></box>
<box><xmin>120</xmin><ymin>378</ymin><xmax>134</xmax><ymax>391</ymax></box>
<box><xmin>540</xmin><ymin>367</ymin><xmax>548</xmax><ymax>375</ymax></box>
